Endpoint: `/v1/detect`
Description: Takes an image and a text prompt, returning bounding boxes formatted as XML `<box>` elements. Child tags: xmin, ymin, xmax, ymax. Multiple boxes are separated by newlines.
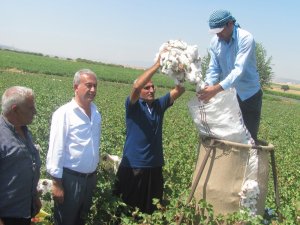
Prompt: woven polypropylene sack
<box><xmin>192</xmin><ymin>139</ymin><xmax>270</xmax><ymax>216</ymax></box>
<box><xmin>188</xmin><ymin>88</ymin><xmax>253</xmax><ymax>144</ymax></box>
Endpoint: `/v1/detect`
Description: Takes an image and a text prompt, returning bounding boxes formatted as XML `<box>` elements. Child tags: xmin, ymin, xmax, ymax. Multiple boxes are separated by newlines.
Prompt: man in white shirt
<box><xmin>46</xmin><ymin>69</ymin><xmax>102</xmax><ymax>225</ymax></box>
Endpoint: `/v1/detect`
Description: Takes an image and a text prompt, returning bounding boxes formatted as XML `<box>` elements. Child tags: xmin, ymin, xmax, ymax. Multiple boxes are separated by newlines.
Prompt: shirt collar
<box><xmin>222</xmin><ymin>25</ymin><xmax>236</xmax><ymax>45</ymax></box>
<box><xmin>232</xmin><ymin>25</ymin><xmax>238</xmax><ymax>41</ymax></box>
<box><xmin>0</xmin><ymin>114</ymin><xmax>28</xmax><ymax>133</ymax></box>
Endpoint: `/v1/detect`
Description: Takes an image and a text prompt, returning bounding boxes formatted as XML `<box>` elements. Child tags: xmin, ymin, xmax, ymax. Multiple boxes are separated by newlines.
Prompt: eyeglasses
<box><xmin>143</xmin><ymin>85</ymin><xmax>155</xmax><ymax>90</ymax></box>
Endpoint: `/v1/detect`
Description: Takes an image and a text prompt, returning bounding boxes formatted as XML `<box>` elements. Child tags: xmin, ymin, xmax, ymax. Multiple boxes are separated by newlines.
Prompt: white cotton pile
<box><xmin>101</xmin><ymin>153</ymin><xmax>121</xmax><ymax>174</ymax></box>
<box><xmin>37</xmin><ymin>179</ymin><xmax>53</xmax><ymax>196</ymax></box>
<box><xmin>155</xmin><ymin>40</ymin><xmax>204</xmax><ymax>91</ymax></box>
<box><xmin>239</xmin><ymin>179</ymin><xmax>260</xmax><ymax>215</ymax></box>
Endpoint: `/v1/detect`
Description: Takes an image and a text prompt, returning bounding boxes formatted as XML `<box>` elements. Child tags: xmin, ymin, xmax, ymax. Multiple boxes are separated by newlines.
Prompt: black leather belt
<box><xmin>63</xmin><ymin>167</ymin><xmax>96</xmax><ymax>178</ymax></box>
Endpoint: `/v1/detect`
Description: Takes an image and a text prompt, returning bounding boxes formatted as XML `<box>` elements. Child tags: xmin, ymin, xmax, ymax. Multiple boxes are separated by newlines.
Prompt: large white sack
<box><xmin>188</xmin><ymin>88</ymin><xmax>254</xmax><ymax>144</ymax></box>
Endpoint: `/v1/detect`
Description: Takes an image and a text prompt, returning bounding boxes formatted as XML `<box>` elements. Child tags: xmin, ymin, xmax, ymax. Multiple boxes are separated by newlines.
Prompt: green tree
<box><xmin>200</xmin><ymin>42</ymin><xmax>273</xmax><ymax>88</ymax></box>
<box><xmin>200</xmin><ymin>50</ymin><xmax>210</xmax><ymax>80</ymax></box>
<box><xmin>256</xmin><ymin>42</ymin><xmax>273</xmax><ymax>88</ymax></box>
<box><xmin>281</xmin><ymin>84</ymin><xmax>289</xmax><ymax>92</ymax></box>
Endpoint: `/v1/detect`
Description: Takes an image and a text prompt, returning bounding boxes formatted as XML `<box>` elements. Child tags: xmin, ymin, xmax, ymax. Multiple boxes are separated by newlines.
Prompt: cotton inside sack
<box><xmin>188</xmin><ymin>88</ymin><xmax>253</xmax><ymax>144</ymax></box>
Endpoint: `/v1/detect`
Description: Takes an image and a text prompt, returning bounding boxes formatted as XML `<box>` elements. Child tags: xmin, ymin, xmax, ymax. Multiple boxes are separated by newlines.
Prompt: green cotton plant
<box><xmin>0</xmin><ymin>50</ymin><xmax>299</xmax><ymax>224</ymax></box>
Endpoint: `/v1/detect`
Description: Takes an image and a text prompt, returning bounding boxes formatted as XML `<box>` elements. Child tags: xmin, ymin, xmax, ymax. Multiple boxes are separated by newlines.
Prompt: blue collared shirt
<box><xmin>205</xmin><ymin>25</ymin><xmax>261</xmax><ymax>101</ymax></box>
<box><xmin>120</xmin><ymin>93</ymin><xmax>171</xmax><ymax>168</ymax></box>
<box><xmin>0</xmin><ymin>115</ymin><xmax>41</xmax><ymax>218</ymax></box>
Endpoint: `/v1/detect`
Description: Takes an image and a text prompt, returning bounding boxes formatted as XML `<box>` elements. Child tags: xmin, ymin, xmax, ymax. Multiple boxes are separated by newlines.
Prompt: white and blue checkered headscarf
<box><xmin>208</xmin><ymin>10</ymin><xmax>236</xmax><ymax>33</ymax></box>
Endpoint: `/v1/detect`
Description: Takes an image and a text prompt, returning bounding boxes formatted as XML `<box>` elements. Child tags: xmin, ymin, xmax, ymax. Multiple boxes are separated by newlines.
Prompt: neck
<box><xmin>74</xmin><ymin>98</ymin><xmax>91</xmax><ymax>118</ymax></box>
<box><xmin>3</xmin><ymin>113</ymin><xmax>22</xmax><ymax>127</ymax></box>
<box><xmin>15</xmin><ymin>126</ymin><xmax>26</xmax><ymax>139</ymax></box>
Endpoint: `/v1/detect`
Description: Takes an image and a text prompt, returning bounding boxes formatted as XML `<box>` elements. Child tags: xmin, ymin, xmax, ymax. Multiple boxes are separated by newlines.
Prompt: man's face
<box><xmin>216</xmin><ymin>21</ymin><xmax>234</xmax><ymax>43</ymax></box>
<box><xmin>140</xmin><ymin>81</ymin><xmax>155</xmax><ymax>103</ymax></box>
<box><xmin>15</xmin><ymin>95</ymin><xmax>36</xmax><ymax>125</ymax></box>
<box><xmin>75</xmin><ymin>74</ymin><xmax>97</xmax><ymax>104</ymax></box>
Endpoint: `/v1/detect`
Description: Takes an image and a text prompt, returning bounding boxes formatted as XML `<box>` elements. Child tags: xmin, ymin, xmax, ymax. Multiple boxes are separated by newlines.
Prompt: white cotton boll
<box><xmin>188</xmin><ymin>63</ymin><xmax>202</xmax><ymax>82</ymax></box>
<box><xmin>170</xmin><ymin>40</ymin><xmax>187</xmax><ymax>50</ymax></box>
<box><xmin>239</xmin><ymin>179</ymin><xmax>260</xmax><ymax>215</ymax></box>
<box><xmin>37</xmin><ymin>179</ymin><xmax>53</xmax><ymax>195</ymax></box>
<box><xmin>158</xmin><ymin>42</ymin><xmax>170</xmax><ymax>53</ymax></box>
<box><xmin>186</xmin><ymin>45</ymin><xmax>199</xmax><ymax>61</ymax></box>
<box><xmin>155</xmin><ymin>40</ymin><xmax>204</xmax><ymax>86</ymax></box>
<box><xmin>178</xmin><ymin>55</ymin><xmax>190</xmax><ymax>70</ymax></box>
<box><xmin>102</xmin><ymin>154</ymin><xmax>121</xmax><ymax>173</ymax></box>
<box><xmin>195</xmin><ymin>82</ymin><xmax>205</xmax><ymax>92</ymax></box>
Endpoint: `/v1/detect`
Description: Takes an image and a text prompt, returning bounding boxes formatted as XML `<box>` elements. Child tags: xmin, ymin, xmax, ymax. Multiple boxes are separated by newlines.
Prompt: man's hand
<box><xmin>36</xmin><ymin>197</ymin><xmax>42</xmax><ymax>215</ymax></box>
<box><xmin>197</xmin><ymin>84</ymin><xmax>223</xmax><ymax>102</ymax></box>
<box><xmin>52</xmin><ymin>179</ymin><xmax>64</xmax><ymax>204</ymax></box>
<box><xmin>0</xmin><ymin>218</ymin><xmax>4</xmax><ymax>225</ymax></box>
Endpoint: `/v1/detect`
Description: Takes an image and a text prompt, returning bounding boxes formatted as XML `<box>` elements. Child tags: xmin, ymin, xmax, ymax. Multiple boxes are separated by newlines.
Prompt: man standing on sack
<box><xmin>198</xmin><ymin>9</ymin><xmax>262</xmax><ymax>142</ymax></box>
<box><xmin>46</xmin><ymin>69</ymin><xmax>102</xmax><ymax>225</ymax></box>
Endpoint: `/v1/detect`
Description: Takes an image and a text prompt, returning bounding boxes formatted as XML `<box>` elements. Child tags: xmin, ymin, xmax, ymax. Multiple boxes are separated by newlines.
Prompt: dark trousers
<box><xmin>113</xmin><ymin>166</ymin><xmax>163</xmax><ymax>214</ymax></box>
<box><xmin>237</xmin><ymin>89</ymin><xmax>263</xmax><ymax>142</ymax></box>
<box><xmin>1</xmin><ymin>218</ymin><xmax>31</xmax><ymax>225</ymax></box>
<box><xmin>54</xmin><ymin>169</ymin><xmax>97</xmax><ymax>225</ymax></box>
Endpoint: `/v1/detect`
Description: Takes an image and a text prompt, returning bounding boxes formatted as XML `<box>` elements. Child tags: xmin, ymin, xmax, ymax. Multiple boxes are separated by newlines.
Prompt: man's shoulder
<box><xmin>53</xmin><ymin>100</ymin><xmax>73</xmax><ymax>115</ymax></box>
<box><xmin>236</xmin><ymin>27</ymin><xmax>253</xmax><ymax>40</ymax></box>
<box><xmin>158</xmin><ymin>92</ymin><xmax>170</xmax><ymax>101</ymax></box>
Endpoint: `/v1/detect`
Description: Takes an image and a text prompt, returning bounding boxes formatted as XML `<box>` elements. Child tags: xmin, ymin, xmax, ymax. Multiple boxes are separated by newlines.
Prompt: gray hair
<box><xmin>73</xmin><ymin>69</ymin><xmax>97</xmax><ymax>86</ymax></box>
<box><xmin>1</xmin><ymin>86</ymin><xmax>34</xmax><ymax>115</ymax></box>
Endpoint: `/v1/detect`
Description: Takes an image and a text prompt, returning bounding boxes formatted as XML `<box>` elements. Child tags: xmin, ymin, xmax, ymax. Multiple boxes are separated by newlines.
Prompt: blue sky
<box><xmin>1</xmin><ymin>0</ymin><xmax>299</xmax><ymax>81</ymax></box>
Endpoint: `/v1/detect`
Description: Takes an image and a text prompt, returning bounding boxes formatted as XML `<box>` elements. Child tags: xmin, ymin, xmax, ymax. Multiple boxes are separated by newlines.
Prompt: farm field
<box><xmin>268</xmin><ymin>83</ymin><xmax>300</xmax><ymax>95</ymax></box>
<box><xmin>0</xmin><ymin>50</ymin><xmax>299</xmax><ymax>224</ymax></box>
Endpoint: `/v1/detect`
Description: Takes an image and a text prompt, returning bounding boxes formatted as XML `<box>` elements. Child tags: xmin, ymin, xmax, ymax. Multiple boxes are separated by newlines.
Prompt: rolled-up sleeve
<box><xmin>219</xmin><ymin>35</ymin><xmax>254</xmax><ymax>90</ymax></box>
<box><xmin>205</xmin><ymin>47</ymin><xmax>222</xmax><ymax>86</ymax></box>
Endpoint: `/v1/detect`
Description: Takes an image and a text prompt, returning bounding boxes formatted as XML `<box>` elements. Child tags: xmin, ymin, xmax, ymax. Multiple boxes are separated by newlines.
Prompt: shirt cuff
<box><xmin>47</xmin><ymin>168</ymin><xmax>63</xmax><ymax>179</ymax></box>
<box><xmin>219</xmin><ymin>80</ymin><xmax>231</xmax><ymax>90</ymax></box>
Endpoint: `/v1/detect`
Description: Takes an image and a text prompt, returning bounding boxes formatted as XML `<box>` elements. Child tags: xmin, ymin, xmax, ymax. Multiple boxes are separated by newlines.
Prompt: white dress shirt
<box><xmin>46</xmin><ymin>99</ymin><xmax>101</xmax><ymax>178</ymax></box>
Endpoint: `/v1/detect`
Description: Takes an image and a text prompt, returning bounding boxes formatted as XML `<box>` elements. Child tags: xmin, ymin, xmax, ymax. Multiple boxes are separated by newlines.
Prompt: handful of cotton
<box><xmin>155</xmin><ymin>40</ymin><xmax>204</xmax><ymax>91</ymax></box>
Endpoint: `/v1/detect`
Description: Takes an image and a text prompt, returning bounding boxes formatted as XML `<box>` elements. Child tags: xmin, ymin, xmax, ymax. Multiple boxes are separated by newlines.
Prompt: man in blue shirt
<box><xmin>0</xmin><ymin>86</ymin><xmax>41</xmax><ymax>225</ymax></box>
<box><xmin>198</xmin><ymin>9</ymin><xmax>262</xmax><ymax>142</ymax></box>
<box><xmin>113</xmin><ymin>56</ymin><xmax>185</xmax><ymax>214</ymax></box>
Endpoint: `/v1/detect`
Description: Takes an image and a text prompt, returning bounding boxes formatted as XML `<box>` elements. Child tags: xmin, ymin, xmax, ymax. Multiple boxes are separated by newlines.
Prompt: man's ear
<box><xmin>74</xmin><ymin>84</ymin><xmax>78</xmax><ymax>91</ymax></box>
<box><xmin>11</xmin><ymin>104</ymin><xmax>18</xmax><ymax>113</ymax></box>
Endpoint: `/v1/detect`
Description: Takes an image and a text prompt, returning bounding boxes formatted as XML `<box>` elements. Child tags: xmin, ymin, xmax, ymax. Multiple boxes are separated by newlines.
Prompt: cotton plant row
<box><xmin>155</xmin><ymin>40</ymin><xmax>204</xmax><ymax>91</ymax></box>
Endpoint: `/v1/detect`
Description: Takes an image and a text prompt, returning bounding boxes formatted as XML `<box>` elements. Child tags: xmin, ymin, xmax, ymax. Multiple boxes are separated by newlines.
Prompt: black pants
<box><xmin>113</xmin><ymin>166</ymin><xmax>163</xmax><ymax>214</ymax></box>
<box><xmin>54</xmin><ymin>169</ymin><xmax>97</xmax><ymax>225</ymax></box>
<box><xmin>237</xmin><ymin>89</ymin><xmax>263</xmax><ymax>142</ymax></box>
<box><xmin>1</xmin><ymin>218</ymin><xmax>31</xmax><ymax>225</ymax></box>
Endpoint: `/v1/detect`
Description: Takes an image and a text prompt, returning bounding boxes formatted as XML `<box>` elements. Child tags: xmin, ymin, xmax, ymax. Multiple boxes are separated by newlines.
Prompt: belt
<box><xmin>63</xmin><ymin>168</ymin><xmax>96</xmax><ymax>178</ymax></box>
